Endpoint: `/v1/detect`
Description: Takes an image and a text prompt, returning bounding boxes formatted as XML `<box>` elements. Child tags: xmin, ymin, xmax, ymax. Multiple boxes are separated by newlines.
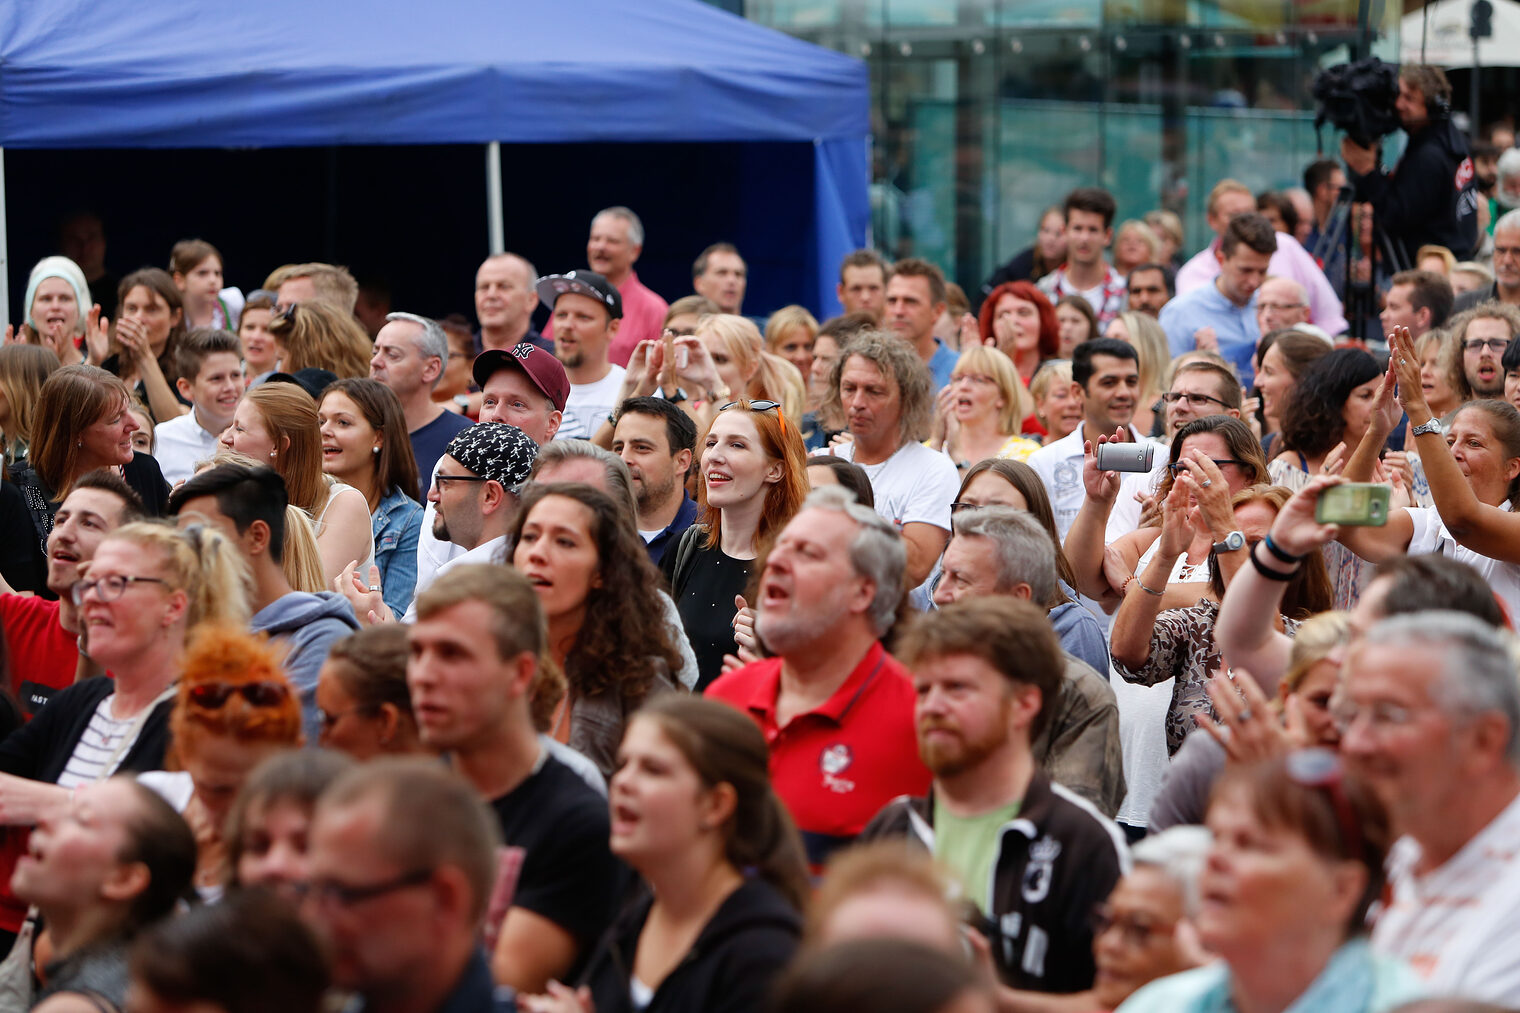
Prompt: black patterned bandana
<box><xmin>444</xmin><ymin>423</ymin><xmax>537</xmax><ymax>493</ymax></box>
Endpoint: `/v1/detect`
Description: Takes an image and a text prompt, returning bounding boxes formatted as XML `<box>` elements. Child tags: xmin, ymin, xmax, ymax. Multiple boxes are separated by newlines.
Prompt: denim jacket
<box><xmin>373</xmin><ymin>486</ymin><xmax>424</xmax><ymax>618</ymax></box>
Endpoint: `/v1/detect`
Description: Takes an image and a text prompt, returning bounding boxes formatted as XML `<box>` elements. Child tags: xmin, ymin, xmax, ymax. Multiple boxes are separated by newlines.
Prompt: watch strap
<box><xmin>1410</xmin><ymin>418</ymin><xmax>1442</xmax><ymax>437</ymax></box>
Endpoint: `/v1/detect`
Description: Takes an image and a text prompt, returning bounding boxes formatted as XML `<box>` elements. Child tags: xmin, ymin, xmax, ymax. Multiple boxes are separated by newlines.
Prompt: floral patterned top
<box><xmin>1112</xmin><ymin>598</ymin><xmax>1300</xmax><ymax>756</ymax></box>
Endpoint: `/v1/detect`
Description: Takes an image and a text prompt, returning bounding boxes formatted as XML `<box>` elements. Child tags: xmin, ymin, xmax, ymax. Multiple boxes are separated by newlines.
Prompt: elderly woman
<box><xmin>1118</xmin><ymin>751</ymin><xmax>1420</xmax><ymax>1012</ymax></box>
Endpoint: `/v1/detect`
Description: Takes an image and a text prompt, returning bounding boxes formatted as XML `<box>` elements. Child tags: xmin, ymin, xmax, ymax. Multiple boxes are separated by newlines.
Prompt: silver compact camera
<box><xmin>1095</xmin><ymin>441</ymin><xmax>1155</xmax><ymax>473</ymax></box>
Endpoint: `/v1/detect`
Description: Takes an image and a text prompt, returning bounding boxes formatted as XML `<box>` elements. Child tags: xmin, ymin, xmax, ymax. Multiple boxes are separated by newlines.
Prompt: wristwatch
<box><xmin>453</xmin><ymin>394</ymin><xmax>471</xmax><ymax>412</ymax></box>
<box><xmin>1409</xmin><ymin>418</ymin><xmax>1442</xmax><ymax>438</ymax></box>
<box><xmin>1212</xmin><ymin>530</ymin><xmax>1246</xmax><ymax>554</ymax></box>
<box><xmin>664</xmin><ymin>388</ymin><xmax>689</xmax><ymax>404</ymax></box>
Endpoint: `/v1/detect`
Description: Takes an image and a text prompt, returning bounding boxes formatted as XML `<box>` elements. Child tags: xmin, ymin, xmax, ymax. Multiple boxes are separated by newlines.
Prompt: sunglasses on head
<box><xmin>188</xmin><ymin>681</ymin><xmax>290</xmax><ymax>710</ymax></box>
<box><xmin>717</xmin><ymin>399</ymin><xmax>785</xmax><ymax>433</ymax></box>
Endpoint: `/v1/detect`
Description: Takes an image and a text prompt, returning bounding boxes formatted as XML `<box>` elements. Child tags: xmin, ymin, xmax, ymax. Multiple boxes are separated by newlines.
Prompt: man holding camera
<box><xmin>1341</xmin><ymin>65</ymin><xmax>1478</xmax><ymax>263</ymax></box>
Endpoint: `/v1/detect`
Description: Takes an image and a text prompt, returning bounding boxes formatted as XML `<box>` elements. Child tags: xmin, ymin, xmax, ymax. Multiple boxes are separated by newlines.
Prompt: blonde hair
<box><xmin>1281</xmin><ymin>611</ymin><xmax>1351</xmax><ymax>697</ymax></box>
<box><xmin>764</xmin><ymin>305</ymin><xmax>820</xmax><ymax>353</ymax></box>
<box><xmin>1116</xmin><ymin>219</ymin><xmax>1161</xmax><ymax>261</ymax></box>
<box><xmin>263</xmin><ymin>263</ymin><xmax>359</xmax><ymax>314</ymax></box>
<box><xmin>699</xmin><ymin>314</ymin><xmax>806</xmax><ymax>421</ymax></box>
<box><xmin>194</xmin><ymin>449</ymin><xmax>325</xmax><ymax>593</ymax></box>
<box><xmin>267</xmin><ymin>300</ymin><xmax>371</xmax><ymax>378</ymax></box>
<box><xmin>1415</xmin><ymin>244</ymin><xmax>1457</xmax><ymax>276</ymax></box>
<box><xmin>107</xmin><ymin>521</ymin><xmax>252</xmax><ymax>631</ymax></box>
<box><xmin>241</xmin><ymin>384</ymin><xmax>327</xmax><ymax>515</ymax></box>
<box><xmin>950</xmin><ymin>345</ymin><xmax>1033</xmax><ymax>432</ymax></box>
<box><xmin>1112</xmin><ymin>310</ymin><xmax>1170</xmax><ymax>400</ymax></box>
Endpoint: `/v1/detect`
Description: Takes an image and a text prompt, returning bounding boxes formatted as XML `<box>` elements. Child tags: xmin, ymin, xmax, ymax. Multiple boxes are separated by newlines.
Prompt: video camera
<box><xmin>1312</xmin><ymin>58</ymin><xmax>1401</xmax><ymax>148</ymax></box>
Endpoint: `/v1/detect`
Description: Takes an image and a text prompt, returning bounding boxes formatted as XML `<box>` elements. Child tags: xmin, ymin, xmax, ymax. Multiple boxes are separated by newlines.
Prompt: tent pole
<box><xmin>486</xmin><ymin>142</ymin><xmax>505</xmax><ymax>255</ymax></box>
<box><xmin>0</xmin><ymin>148</ymin><xmax>8</xmax><ymax>333</ymax></box>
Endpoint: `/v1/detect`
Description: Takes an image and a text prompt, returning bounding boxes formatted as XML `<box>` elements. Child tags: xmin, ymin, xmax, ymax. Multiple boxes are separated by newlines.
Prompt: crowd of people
<box><xmin>0</xmin><ymin>59</ymin><xmax>1514</xmax><ymax>1013</ymax></box>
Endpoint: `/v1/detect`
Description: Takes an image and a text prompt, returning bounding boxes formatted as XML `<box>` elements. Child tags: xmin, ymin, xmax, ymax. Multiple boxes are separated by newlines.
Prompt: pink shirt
<box><xmin>1174</xmin><ymin>231</ymin><xmax>1347</xmax><ymax>338</ymax></box>
<box><xmin>543</xmin><ymin>269</ymin><xmax>669</xmax><ymax>368</ymax></box>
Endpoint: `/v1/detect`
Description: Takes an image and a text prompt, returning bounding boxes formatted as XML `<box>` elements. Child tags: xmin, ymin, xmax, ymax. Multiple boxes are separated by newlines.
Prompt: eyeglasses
<box><xmin>433</xmin><ymin>473</ymin><xmax>494</xmax><ymax>489</ymax></box>
<box><xmin>71</xmin><ymin>574</ymin><xmax>168</xmax><ymax>606</ymax></box>
<box><xmin>1329</xmin><ymin>698</ymin><xmax>1416</xmax><ymax>736</ymax></box>
<box><xmin>1285</xmin><ymin>747</ymin><xmax>1365</xmax><ymax>866</ymax></box>
<box><xmin>1159</xmin><ymin>391</ymin><xmax>1233</xmax><ymax>410</ymax></box>
<box><xmin>662</xmin><ymin>326</ymin><xmax>697</xmax><ymax>338</ymax></box>
<box><xmin>1090</xmin><ymin>903</ymin><xmax>1178</xmax><ymax>947</ymax></box>
<box><xmin>1166</xmin><ymin>458</ymin><xmax>1246</xmax><ymax>475</ymax></box>
<box><xmin>1464</xmin><ymin>338</ymin><xmax>1510</xmax><ymax>353</ymax></box>
<box><xmin>188</xmin><ymin>681</ymin><xmax>290</xmax><ymax>709</ymax></box>
<box><xmin>295</xmin><ymin>867</ymin><xmax>435</xmax><ymax>909</ymax></box>
<box><xmin>1256</xmin><ymin>301</ymin><xmax>1306</xmax><ymax>313</ymax></box>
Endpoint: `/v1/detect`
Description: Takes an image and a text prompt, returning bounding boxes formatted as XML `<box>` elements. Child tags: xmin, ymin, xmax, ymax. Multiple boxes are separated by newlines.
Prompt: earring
<box><xmin>372</xmin><ymin>446</ymin><xmax>380</xmax><ymax>455</ymax></box>
<box><xmin>76</xmin><ymin>441</ymin><xmax>82</xmax><ymax>449</ymax></box>
<box><xmin>269</xmin><ymin>451</ymin><xmax>276</xmax><ymax>459</ymax></box>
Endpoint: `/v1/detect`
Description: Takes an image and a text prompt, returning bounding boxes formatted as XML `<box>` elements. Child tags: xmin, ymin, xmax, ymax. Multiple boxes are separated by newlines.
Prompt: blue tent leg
<box><xmin>812</xmin><ymin>137</ymin><xmax>871</xmax><ymax>320</ymax></box>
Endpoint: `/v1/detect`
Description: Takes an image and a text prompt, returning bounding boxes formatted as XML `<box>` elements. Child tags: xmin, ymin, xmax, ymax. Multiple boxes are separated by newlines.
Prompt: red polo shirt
<box><xmin>706</xmin><ymin>641</ymin><xmax>931</xmax><ymax>867</ymax></box>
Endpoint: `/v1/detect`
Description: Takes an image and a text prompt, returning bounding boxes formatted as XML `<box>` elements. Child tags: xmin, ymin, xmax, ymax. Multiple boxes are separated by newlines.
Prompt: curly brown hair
<box><xmin>507</xmin><ymin>482</ymin><xmax>682</xmax><ymax>706</ymax></box>
<box><xmin>1278</xmin><ymin>348</ymin><xmax>1381</xmax><ymax>459</ymax></box>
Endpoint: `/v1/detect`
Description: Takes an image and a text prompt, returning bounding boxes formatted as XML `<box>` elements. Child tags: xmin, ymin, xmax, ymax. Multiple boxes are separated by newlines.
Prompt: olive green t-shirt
<box><xmin>933</xmin><ymin>796</ymin><xmax>1021</xmax><ymax>915</ymax></box>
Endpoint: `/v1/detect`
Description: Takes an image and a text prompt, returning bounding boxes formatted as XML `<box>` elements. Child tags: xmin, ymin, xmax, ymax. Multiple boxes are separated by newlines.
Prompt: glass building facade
<box><xmin>740</xmin><ymin>1</ymin><xmax>1400</xmax><ymax>298</ymax></box>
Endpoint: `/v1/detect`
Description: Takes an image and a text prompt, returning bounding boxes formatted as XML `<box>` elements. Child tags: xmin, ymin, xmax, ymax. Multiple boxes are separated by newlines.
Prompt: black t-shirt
<box><xmin>410</xmin><ymin>411</ymin><xmax>474</xmax><ymax>501</ymax></box>
<box><xmin>122</xmin><ymin>452</ymin><xmax>170</xmax><ymax>517</ymax></box>
<box><xmin>0</xmin><ymin>480</ymin><xmax>48</xmax><ymax>597</ymax></box>
<box><xmin>490</xmin><ymin>753</ymin><xmax>623</xmax><ymax>965</ymax></box>
<box><xmin>666</xmin><ymin>538</ymin><xmax>752</xmax><ymax>692</ymax></box>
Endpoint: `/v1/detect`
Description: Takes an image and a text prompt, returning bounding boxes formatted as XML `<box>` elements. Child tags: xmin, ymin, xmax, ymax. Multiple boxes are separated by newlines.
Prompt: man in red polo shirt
<box><xmin>0</xmin><ymin>470</ymin><xmax>144</xmax><ymax>714</ymax></box>
<box><xmin>706</xmin><ymin>486</ymin><xmax>930</xmax><ymax>866</ymax></box>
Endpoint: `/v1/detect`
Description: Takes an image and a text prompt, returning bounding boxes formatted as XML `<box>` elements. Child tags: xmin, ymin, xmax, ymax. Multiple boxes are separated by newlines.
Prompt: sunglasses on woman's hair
<box><xmin>188</xmin><ymin>681</ymin><xmax>290</xmax><ymax>710</ymax></box>
<box><xmin>1285</xmin><ymin>747</ymin><xmax>1365</xmax><ymax>866</ymax></box>
<box><xmin>717</xmin><ymin>400</ymin><xmax>785</xmax><ymax>433</ymax></box>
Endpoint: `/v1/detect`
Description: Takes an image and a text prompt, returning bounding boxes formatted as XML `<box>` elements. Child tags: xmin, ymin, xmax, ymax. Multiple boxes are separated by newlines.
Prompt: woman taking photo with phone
<box><xmin>1332</xmin><ymin>326</ymin><xmax>1520</xmax><ymax>618</ymax></box>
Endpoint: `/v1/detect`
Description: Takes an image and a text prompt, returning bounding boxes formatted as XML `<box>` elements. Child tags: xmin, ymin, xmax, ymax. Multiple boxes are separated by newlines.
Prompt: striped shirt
<box><xmin>56</xmin><ymin>695</ymin><xmax>139</xmax><ymax>789</ymax></box>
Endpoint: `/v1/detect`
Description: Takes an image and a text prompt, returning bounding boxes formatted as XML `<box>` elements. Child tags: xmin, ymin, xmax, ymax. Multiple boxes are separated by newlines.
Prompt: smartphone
<box><xmin>1315</xmin><ymin>483</ymin><xmax>1391</xmax><ymax>526</ymax></box>
<box><xmin>1095</xmin><ymin>442</ymin><xmax>1155</xmax><ymax>473</ymax></box>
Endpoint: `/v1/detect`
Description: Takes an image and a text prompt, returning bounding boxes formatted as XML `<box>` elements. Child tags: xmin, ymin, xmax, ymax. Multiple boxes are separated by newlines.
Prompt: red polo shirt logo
<box><xmin>820</xmin><ymin>744</ymin><xmax>856</xmax><ymax>793</ymax></box>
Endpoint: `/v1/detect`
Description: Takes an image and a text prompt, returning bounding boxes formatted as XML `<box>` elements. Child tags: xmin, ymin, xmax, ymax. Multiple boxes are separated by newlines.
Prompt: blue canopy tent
<box><xmin>0</xmin><ymin>0</ymin><xmax>869</xmax><ymax>327</ymax></box>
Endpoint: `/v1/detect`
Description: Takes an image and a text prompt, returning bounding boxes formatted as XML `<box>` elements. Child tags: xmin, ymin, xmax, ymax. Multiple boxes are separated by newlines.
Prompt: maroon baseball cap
<box><xmin>472</xmin><ymin>343</ymin><xmax>570</xmax><ymax>412</ymax></box>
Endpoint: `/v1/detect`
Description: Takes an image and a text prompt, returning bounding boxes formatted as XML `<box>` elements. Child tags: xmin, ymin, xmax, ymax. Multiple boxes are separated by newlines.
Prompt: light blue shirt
<box><xmin>1118</xmin><ymin>939</ymin><xmax>1424</xmax><ymax>1013</ymax></box>
<box><xmin>928</xmin><ymin>338</ymin><xmax>959</xmax><ymax>393</ymax></box>
<box><xmin>1158</xmin><ymin>281</ymin><xmax>1261</xmax><ymax>388</ymax></box>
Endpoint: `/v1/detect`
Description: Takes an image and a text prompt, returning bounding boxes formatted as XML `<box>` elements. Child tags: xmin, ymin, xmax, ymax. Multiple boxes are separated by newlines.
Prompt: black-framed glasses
<box><xmin>1159</xmin><ymin>390</ymin><xmax>1232</xmax><ymax>409</ymax></box>
<box><xmin>188</xmin><ymin>681</ymin><xmax>290</xmax><ymax>710</ymax></box>
<box><xmin>950</xmin><ymin>501</ymin><xmax>982</xmax><ymax>514</ymax></box>
<box><xmin>1285</xmin><ymin>748</ymin><xmax>1365</xmax><ymax>866</ymax></box>
<box><xmin>1166</xmin><ymin>459</ymin><xmax>1246</xmax><ymax>476</ymax></box>
<box><xmin>295</xmin><ymin>867</ymin><xmax>435</xmax><ymax>909</ymax></box>
<box><xmin>1464</xmin><ymin>338</ymin><xmax>1509</xmax><ymax>353</ymax></box>
<box><xmin>433</xmin><ymin>473</ymin><xmax>494</xmax><ymax>489</ymax></box>
<box><xmin>71</xmin><ymin>574</ymin><xmax>169</xmax><ymax>606</ymax></box>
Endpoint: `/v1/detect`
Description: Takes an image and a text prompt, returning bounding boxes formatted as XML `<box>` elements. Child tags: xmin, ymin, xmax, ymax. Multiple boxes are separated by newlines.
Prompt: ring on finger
<box><xmin>1200</xmin><ymin>478</ymin><xmax>1213</xmax><ymax>488</ymax></box>
<box><xmin>368</xmin><ymin>584</ymin><xmax>382</xmax><ymax>592</ymax></box>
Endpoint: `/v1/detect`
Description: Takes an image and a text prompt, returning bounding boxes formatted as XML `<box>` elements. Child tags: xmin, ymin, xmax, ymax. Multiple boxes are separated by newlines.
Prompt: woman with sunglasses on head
<box><xmin>929</xmin><ymin>346</ymin><xmax>1039</xmax><ymax>472</ymax></box>
<box><xmin>1119</xmin><ymin>752</ymin><xmax>1419</xmax><ymax>1013</ymax></box>
<box><xmin>520</xmin><ymin>696</ymin><xmax>809</xmax><ymax>1013</ymax></box>
<box><xmin>1065</xmin><ymin>416</ymin><xmax>1268</xmax><ymax>616</ymax></box>
<box><xmin>264</xmin><ymin>298</ymin><xmax>373</xmax><ymax>379</ymax></box>
<box><xmin>137</xmin><ymin>625</ymin><xmax>303</xmax><ymax>900</ymax></box>
<box><xmin>318</xmin><ymin>378</ymin><xmax>423</xmax><ymax>617</ymax></box>
<box><xmin>663</xmin><ymin>400</ymin><xmax>809</xmax><ymax>691</ymax></box>
<box><xmin>509</xmin><ymin>483</ymin><xmax>686</xmax><ymax>778</ymax></box>
<box><xmin>222</xmin><ymin>381</ymin><xmax>374</xmax><ymax>586</ymax></box>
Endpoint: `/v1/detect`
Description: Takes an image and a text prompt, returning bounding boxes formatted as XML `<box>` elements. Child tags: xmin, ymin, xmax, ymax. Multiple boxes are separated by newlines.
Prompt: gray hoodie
<box><xmin>251</xmin><ymin>591</ymin><xmax>360</xmax><ymax>742</ymax></box>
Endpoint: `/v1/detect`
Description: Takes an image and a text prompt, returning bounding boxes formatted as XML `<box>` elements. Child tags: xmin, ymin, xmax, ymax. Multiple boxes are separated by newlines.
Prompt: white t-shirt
<box><xmin>834</xmin><ymin>439</ymin><xmax>960</xmax><ymax>534</ymax></box>
<box><xmin>1107</xmin><ymin>458</ymin><xmax>1169</xmax><ymax>543</ymax></box>
<box><xmin>1027</xmin><ymin>422</ymin><xmax>1156</xmax><ymax>543</ymax></box>
<box><xmin>1374</xmin><ymin>789</ymin><xmax>1520</xmax><ymax>1004</ymax></box>
<box><xmin>556</xmin><ymin>365</ymin><xmax>627</xmax><ymax>441</ymax></box>
<box><xmin>153</xmin><ymin>410</ymin><xmax>226</xmax><ymax>487</ymax></box>
<box><xmin>1405</xmin><ymin>503</ymin><xmax>1520</xmax><ymax>620</ymax></box>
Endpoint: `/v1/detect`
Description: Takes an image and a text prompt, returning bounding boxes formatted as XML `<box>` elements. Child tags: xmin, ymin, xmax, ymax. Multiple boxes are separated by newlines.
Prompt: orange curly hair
<box><xmin>168</xmin><ymin>624</ymin><xmax>304</xmax><ymax>770</ymax></box>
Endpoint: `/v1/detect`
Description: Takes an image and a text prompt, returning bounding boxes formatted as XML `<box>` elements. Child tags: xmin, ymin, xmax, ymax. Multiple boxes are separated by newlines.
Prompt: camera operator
<box><xmin>1341</xmin><ymin>65</ymin><xmax>1478</xmax><ymax>262</ymax></box>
